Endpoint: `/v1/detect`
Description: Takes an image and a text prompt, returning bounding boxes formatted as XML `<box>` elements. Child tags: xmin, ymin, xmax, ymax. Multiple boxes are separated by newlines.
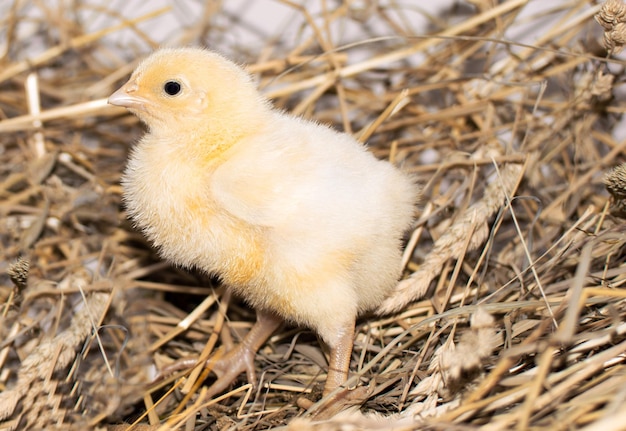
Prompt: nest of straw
<box><xmin>1</xmin><ymin>1</ymin><xmax>626</xmax><ymax>430</ymax></box>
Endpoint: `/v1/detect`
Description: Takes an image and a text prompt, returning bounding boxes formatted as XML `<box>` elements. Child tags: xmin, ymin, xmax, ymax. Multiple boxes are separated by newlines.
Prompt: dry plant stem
<box><xmin>156</xmin><ymin>387</ymin><xmax>209</xmax><ymax>431</ymax></box>
<box><xmin>516</xmin><ymin>346</ymin><xmax>556</xmax><ymax>431</ymax></box>
<box><xmin>25</xmin><ymin>72</ymin><xmax>45</xmax><ymax>158</ymax></box>
<box><xmin>0</xmin><ymin>323</ymin><xmax>20</xmax><ymax>381</ymax></box>
<box><xmin>432</xmin><ymin>224</ymin><xmax>476</xmax><ymax>314</ymax></box>
<box><xmin>358</xmin><ymin>89</ymin><xmax>410</xmax><ymax>143</ymax></box>
<box><xmin>0</xmin><ymin>7</ymin><xmax>170</xmax><ymax>84</ymax></box>
<box><xmin>158</xmin><ymin>385</ymin><xmax>255</xmax><ymax>431</ymax></box>
<box><xmin>0</xmin><ymin>2</ymin><xmax>591</xmax><ymax>138</ymax></box>
<box><xmin>197</xmin><ymin>311</ymin><xmax>282</xmax><ymax>399</ymax></box>
<box><xmin>268</xmin><ymin>0</ymin><xmax>529</xmax><ymax>98</ymax></box>
<box><xmin>484</xmin><ymin>339</ymin><xmax>626</xmax><ymax>431</ymax></box>
<box><xmin>281</xmin><ymin>0</ymin><xmax>352</xmax><ymax>130</ymax></box>
<box><xmin>460</xmin><ymin>296</ymin><xmax>623</xmax><ymax>419</ymax></box>
<box><xmin>545</xmin><ymin>139</ymin><xmax>626</xmax><ymax>215</ymax></box>
<box><xmin>129</xmin><ymin>378</ymin><xmax>184</xmax><ymax>429</ymax></box>
<box><xmin>141</xmin><ymin>393</ymin><xmax>158</xmax><ymax>427</ymax></box>
<box><xmin>554</xmin><ymin>240</ymin><xmax>594</xmax><ymax>344</ymax></box>
<box><xmin>581</xmin><ymin>404</ymin><xmax>626</xmax><ymax>431</ymax></box>
<box><xmin>379</xmin><ymin>161</ymin><xmax>524</xmax><ymax>314</ymax></box>
<box><xmin>151</xmin><ymin>289</ymin><xmax>230</xmax><ymax>397</ymax></box>
<box><xmin>440</xmin><ymin>315</ymin><xmax>554</xmax><ymax>420</ymax></box>
<box><xmin>0</xmin><ymin>289</ymin><xmax>110</xmax><ymax>422</ymax></box>
<box><xmin>400</xmin><ymin>201</ymin><xmax>432</xmax><ymax>269</ymax></box>
<box><xmin>160</xmin><ymin>305</ymin><xmax>281</xmax><ymax>420</ymax></box>
<box><xmin>0</xmin><ymin>98</ymin><xmax>113</xmax><ymax>133</ymax></box>
<box><xmin>493</xmin><ymin>161</ymin><xmax>557</xmax><ymax>327</ymax></box>
<box><xmin>148</xmin><ymin>291</ymin><xmax>219</xmax><ymax>352</ymax></box>
<box><xmin>181</xmin><ymin>289</ymin><xmax>231</xmax><ymax>393</ymax></box>
<box><xmin>132</xmin><ymin>280</ymin><xmax>214</xmax><ymax>295</ymax></box>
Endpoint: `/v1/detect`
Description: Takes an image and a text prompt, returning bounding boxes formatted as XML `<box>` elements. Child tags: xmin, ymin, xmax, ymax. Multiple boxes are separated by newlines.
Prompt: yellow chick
<box><xmin>108</xmin><ymin>47</ymin><xmax>417</xmax><ymax>400</ymax></box>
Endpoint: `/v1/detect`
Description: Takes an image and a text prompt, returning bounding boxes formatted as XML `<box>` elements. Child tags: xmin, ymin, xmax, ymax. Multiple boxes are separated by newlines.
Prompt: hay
<box><xmin>1</xmin><ymin>0</ymin><xmax>626</xmax><ymax>430</ymax></box>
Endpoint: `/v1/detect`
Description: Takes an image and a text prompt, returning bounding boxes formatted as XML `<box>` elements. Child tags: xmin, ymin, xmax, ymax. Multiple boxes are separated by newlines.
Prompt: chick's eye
<box><xmin>163</xmin><ymin>80</ymin><xmax>182</xmax><ymax>96</ymax></box>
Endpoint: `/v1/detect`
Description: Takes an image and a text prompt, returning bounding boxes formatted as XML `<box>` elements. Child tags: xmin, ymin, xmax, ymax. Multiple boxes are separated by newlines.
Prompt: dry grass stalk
<box><xmin>378</xmin><ymin>161</ymin><xmax>524</xmax><ymax>314</ymax></box>
<box><xmin>0</xmin><ymin>273</ymin><xmax>111</xmax><ymax>428</ymax></box>
<box><xmin>0</xmin><ymin>0</ymin><xmax>626</xmax><ymax>430</ymax></box>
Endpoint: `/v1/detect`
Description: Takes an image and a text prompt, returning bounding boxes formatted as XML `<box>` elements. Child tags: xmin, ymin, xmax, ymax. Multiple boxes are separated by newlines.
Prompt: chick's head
<box><xmin>109</xmin><ymin>47</ymin><xmax>268</xmax><ymax>138</ymax></box>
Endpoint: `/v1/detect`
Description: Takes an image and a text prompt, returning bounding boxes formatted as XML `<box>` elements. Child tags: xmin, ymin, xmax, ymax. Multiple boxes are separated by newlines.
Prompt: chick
<box><xmin>108</xmin><ymin>47</ymin><xmax>417</xmax><ymax>400</ymax></box>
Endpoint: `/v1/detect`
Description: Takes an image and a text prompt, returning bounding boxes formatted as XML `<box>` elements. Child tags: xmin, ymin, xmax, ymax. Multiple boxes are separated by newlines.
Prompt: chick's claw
<box><xmin>151</xmin><ymin>348</ymin><xmax>252</xmax><ymax>396</ymax></box>
<box><xmin>201</xmin><ymin>344</ymin><xmax>258</xmax><ymax>399</ymax></box>
<box><xmin>155</xmin><ymin>311</ymin><xmax>281</xmax><ymax>398</ymax></box>
<box><xmin>204</xmin><ymin>311</ymin><xmax>282</xmax><ymax>397</ymax></box>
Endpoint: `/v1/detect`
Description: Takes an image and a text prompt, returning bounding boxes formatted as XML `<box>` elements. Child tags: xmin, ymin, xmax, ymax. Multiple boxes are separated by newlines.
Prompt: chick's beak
<box><xmin>108</xmin><ymin>81</ymin><xmax>145</xmax><ymax>110</ymax></box>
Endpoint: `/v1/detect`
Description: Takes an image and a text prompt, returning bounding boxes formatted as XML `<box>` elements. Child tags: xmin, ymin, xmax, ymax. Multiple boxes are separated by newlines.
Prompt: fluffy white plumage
<box><xmin>109</xmin><ymin>47</ymin><xmax>418</xmax><ymax>401</ymax></box>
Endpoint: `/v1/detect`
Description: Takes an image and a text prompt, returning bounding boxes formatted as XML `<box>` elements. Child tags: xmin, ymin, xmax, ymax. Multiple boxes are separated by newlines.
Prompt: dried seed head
<box><xmin>596</xmin><ymin>0</ymin><xmax>626</xmax><ymax>53</ymax></box>
<box><xmin>470</xmin><ymin>306</ymin><xmax>495</xmax><ymax>329</ymax></box>
<box><xmin>606</xmin><ymin>22</ymin><xmax>626</xmax><ymax>52</ymax></box>
<box><xmin>575</xmin><ymin>70</ymin><xmax>615</xmax><ymax>103</ymax></box>
<box><xmin>605</xmin><ymin>164</ymin><xmax>626</xmax><ymax>217</ymax></box>
<box><xmin>591</xmin><ymin>70</ymin><xmax>615</xmax><ymax>100</ymax></box>
<box><xmin>605</xmin><ymin>164</ymin><xmax>626</xmax><ymax>199</ymax></box>
<box><xmin>7</xmin><ymin>256</ymin><xmax>30</xmax><ymax>290</ymax></box>
<box><xmin>596</xmin><ymin>0</ymin><xmax>626</xmax><ymax>29</ymax></box>
<box><xmin>574</xmin><ymin>70</ymin><xmax>595</xmax><ymax>101</ymax></box>
<box><xmin>610</xmin><ymin>199</ymin><xmax>626</xmax><ymax>218</ymax></box>
<box><xmin>435</xmin><ymin>308</ymin><xmax>499</xmax><ymax>382</ymax></box>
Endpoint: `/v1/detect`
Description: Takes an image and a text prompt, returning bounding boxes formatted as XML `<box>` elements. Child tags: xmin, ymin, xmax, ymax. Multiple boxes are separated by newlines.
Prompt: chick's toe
<box><xmin>203</xmin><ymin>311</ymin><xmax>282</xmax><ymax>397</ymax></box>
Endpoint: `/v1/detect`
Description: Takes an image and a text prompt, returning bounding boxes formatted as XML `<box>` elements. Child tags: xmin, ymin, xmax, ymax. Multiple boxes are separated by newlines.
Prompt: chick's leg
<box><xmin>323</xmin><ymin>321</ymin><xmax>356</xmax><ymax>396</ymax></box>
<box><xmin>299</xmin><ymin>320</ymin><xmax>371</xmax><ymax>418</ymax></box>
<box><xmin>204</xmin><ymin>310</ymin><xmax>282</xmax><ymax>398</ymax></box>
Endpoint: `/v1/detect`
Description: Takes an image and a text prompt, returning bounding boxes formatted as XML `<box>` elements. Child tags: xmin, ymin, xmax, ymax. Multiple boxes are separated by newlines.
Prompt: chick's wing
<box><xmin>210</xmin><ymin>115</ymin><xmax>356</xmax><ymax>229</ymax></box>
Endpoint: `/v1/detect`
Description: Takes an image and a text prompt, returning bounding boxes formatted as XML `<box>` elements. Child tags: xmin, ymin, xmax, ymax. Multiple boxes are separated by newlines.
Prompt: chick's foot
<box><xmin>205</xmin><ymin>310</ymin><xmax>282</xmax><ymax>397</ymax></box>
<box><xmin>201</xmin><ymin>343</ymin><xmax>258</xmax><ymax>399</ymax></box>
<box><xmin>155</xmin><ymin>310</ymin><xmax>282</xmax><ymax>399</ymax></box>
<box><xmin>152</xmin><ymin>347</ymin><xmax>255</xmax><ymax>399</ymax></box>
